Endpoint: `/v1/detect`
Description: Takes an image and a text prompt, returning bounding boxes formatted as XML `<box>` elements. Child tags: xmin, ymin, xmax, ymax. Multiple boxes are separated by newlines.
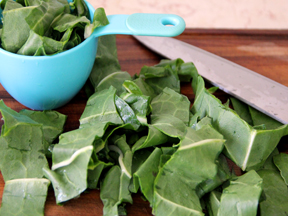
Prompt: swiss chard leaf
<box><xmin>87</xmin><ymin>153</ymin><xmax>113</xmax><ymax>189</ymax></box>
<box><xmin>191</xmin><ymin>71</ymin><xmax>288</xmax><ymax>171</ymax></box>
<box><xmin>1</xmin><ymin>5</ymin><xmax>35</xmax><ymax>52</ymax></box>
<box><xmin>101</xmin><ymin>135</ymin><xmax>133</xmax><ymax>215</ymax></box>
<box><xmin>0</xmin><ymin>0</ymin><xmax>108</xmax><ymax>56</ymax></box>
<box><xmin>121</xmin><ymin>80</ymin><xmax>152</xmax><ymax>123</ymax></box>
<box><xmin>25</xmin><ymin>0</ymin><xmax>68</xmax><ymax>36</ymax></box>
<box><xmin>109</xmin><ymin>134</ymin><xmax>133</xmax><ymax>179</ymax></box>
<box><xmin>3</xmin><ymin>0</ymin><xmax>23</xmax><ymax>11</ymax></box>
<box><xmin>43</xmin><ymin>144</ymin><xmax>93</xmax><ymax>203</ymax></box>
<box><xmin>60</xmin><ymin>28</ymin><xmax>79</xmax><ymax>49</ymax></box>
<box><xmin>17</xmin><ymin>30</ymin><xmax>67</xmax><ymax>55</ymax></box>
<box><xmin>95</xmin><ymin>71</ymin><xmax>131</xmax><ymax>96</ymax></box>
<box><xmin>52</xmin><ymin>13</ymin><xmax>90</xmax><ymax>33</ymax></box>
<box><xmin>132</xmin><ymin>147</ymin><xmax>162</xmax><ymax>203</ymax></box>
<box><xmin>178</xmin><ymin>62</ymin><xmax>198</xmax><ymax>82</ymax></box>
<box><xmin>217</xmin><ymin>170</ymin><xmax>263</xmax><ymax>216</ymax></box>
<box><xmin>273</xmin><ymin>153</ymin><xmax>288</xmax><ymax>185</ymax></box>
<box><xmin>151</xmin><ymin>87</ymin><xmax>190</xmax><ymax>125</ymax></box>
<box><xmin>206</xmin><ymin>190</ymin><xmax>221</xmax><ymax>216</ymax></box>
<box><xmin>188</xmin><ymin>111</ymin><xmax>201</xmax><ymax>129</ymax></box>
<box><xmin>156</xmin><ymin>58</ymin><xmax>184</xmax><ymax>72</ymax></box>
<box><xmin>0</xmin><ymin>135</ymin><xmax>48</xmax><ymax>182</ymax></box>
<box><xmin>88</xmin><ymin>35</ymin><xmax>121</xmax><ymax>89</ymax></box>
<box><xmin>0</xmin><ymin>178</ymin><xmax>50</xmax><ymax>216</ymax></box>
<box><xmin>249</xmin><ymin>106</ymin><xmax>283</xmax><ymax>129</ymax></box>
<box><xmin>257</xmin><ymin>169</ymin><xmax>288</xmax><ymax>216</ymax></box>
<box><xmin>140</xmin><ymin>65</ymin><xmax>180</xmax><ymax>95</ymax></box>
<box><xmin>193</xmin><ymin>116</ymin><xmax>212</xmax><ymax>130</ymax></box>
<box><xmin>19</xmin><ymin>109</ymin><xmax>67</xmax><ymax>144</ymax></box>
<box><xmin>132</xmin><ymin>78</ymin><xmax>157</xmax><ymax>99</ymax></box>
<box><xmin>152</xmin><ymin>126</ymin><xmax>225</xmax><ymax>215</ymax></box>
<box><xmin>150</xmin><ymin>114</ymin><xmax>187</xmax><ymax>139</ymax></box>
<box><xmin>261</xmin><ymin>148</ymin><xmax>280</xmax><ymax>171</ymax></box>
<box><xmin>0</xmin><ymin>100</ymin><xmax>48</xmax><ymax>181</ymax></box>
<box><xmin>24</xmin><ymin>0</ymin><xmax>42</xmax><ymax>6</ymax></box>
<box><xmin>121</xmin><ymin>92</ymin><xmax>151</xmax><ymax>125</ymax></box>
<box><xmin>231</xmin><ymin>97</ymin><xmax>283</xmax><ymax>129</ymax></box>
<box><xmin>129</xmin><ymin>149</ymin><xmax>152</xmax><ymax>193</ymax></box>
<box><xmin>159</xmin><ymin>147</ymin><xmax>177</xmax><ymax>168</ymax></box>
<box><xmin>193</xmin><ymin>119</ymin><xmax>231</xmax><ymax>197</ymax></box>
<box><xmin>43</xmin><ymin>123</ymin><xmax>108</xmax><ymax>203</ymax></box>
<box><xmin>52</xmin><ymin>123</ymin><xmax>108</xmax><ymax>167</ymax></box>
<box><xmin>100</xmin><ymin>165</ymin><xmax>132</xmax><ymax>216</ymax></box>
<box><xmin>156</xmin><ymin>59</ymin><xmax>198</xmax><ymax>82</ymax></box>
<box><xmin>230</xmin><ymin>97</ymin><xmax>253</xmax><ymax>125</ymax></box>
<box><xmin>196</xmin><ymin>154</ymin><xmax>231</xmax><ymax>198</ymax></box>
<box><xmin>70</xmin><ymin>0</ymin><xmax>89</xmax><ymax>17</ymax></box>
<box><xmin>84</xmin><ymin>7</ymin><xmax>109</xmax><ymax>39</ymax></box>
<box><xmin>115</xmin><ymin>95</ymin><xmax>141</xmax><ymax>131</ymax></box>
<box><xmin>19</xmin><ymin>109</ymin><xmax>66</xmax><ymax>157</ymax></box>
<box><xmin>132</xmin><ymin>125</ymin><xmax>168</xmax><ymax>152</ymax></box>
<box><xmin>80</xmin><ymin>86</ymin><xmax>123</xmax><ymax>126</ymax></box>
<box><xmin>122</xmin><ymin>79</ymin><xmax>143</xmax><ymax>95</ymax></box>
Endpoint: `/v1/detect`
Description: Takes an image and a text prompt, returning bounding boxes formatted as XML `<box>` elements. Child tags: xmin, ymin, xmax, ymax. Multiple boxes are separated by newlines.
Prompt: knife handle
<box><xmin>92</xmin><ymin>13</ymin><xmax>186</xmax><ymax>37</ymax></box>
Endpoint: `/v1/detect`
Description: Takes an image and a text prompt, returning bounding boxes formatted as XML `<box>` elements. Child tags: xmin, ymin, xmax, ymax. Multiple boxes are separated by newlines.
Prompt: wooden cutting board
<box><xmin>1</xmin><ymin>29</ymin><xmax>288</xmax><ymax>215</ymax></box>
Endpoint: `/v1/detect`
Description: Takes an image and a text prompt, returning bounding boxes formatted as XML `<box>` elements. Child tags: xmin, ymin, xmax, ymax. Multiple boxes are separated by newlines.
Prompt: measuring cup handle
<box><xmin>92</xmin><ymin>13</ymin><xmax>185</xmax><ymax>38</ymax></box>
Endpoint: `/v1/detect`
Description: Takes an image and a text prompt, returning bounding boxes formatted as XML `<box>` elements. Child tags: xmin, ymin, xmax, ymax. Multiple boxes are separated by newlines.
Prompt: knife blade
<box><xmin>134</xmin><ymin>36</ymin><xmax>288</xmax><ymax>124</ymax></box>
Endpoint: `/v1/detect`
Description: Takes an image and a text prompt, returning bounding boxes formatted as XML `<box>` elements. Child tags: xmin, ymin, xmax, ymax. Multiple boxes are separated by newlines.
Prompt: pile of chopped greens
<box><xmin>1</xmin><ymin>34</ymin><xmax>288</xmax><ymax>216</ymax></box>
<box><xmin>0</xmin><ymin>0</ymin><xmax>108</xmax><ymax>56</ymax></box>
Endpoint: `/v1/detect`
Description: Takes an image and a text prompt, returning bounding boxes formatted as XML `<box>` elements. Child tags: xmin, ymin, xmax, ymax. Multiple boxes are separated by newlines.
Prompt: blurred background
<box><xmin>87</xmin><ymin>0</ymin><xmax>288</xmax><ymax>29</ymax></box>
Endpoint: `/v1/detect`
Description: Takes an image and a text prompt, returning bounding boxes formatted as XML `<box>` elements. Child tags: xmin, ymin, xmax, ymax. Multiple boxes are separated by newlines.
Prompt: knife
<box><xmin>134</xmin><ymin>36</ymin><xmax>288</xmax><ymax>124</ymax></box>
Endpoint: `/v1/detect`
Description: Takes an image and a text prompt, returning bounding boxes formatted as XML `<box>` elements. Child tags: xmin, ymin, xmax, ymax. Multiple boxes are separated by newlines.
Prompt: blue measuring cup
<box><xmin>0</xmin><ymin>1</ymin><xmax>185</xmax><ymax>110</ymax></box>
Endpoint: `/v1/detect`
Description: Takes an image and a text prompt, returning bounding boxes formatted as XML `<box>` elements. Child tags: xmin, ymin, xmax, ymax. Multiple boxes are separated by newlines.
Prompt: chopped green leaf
<box><xmin>88</xmin><ymin>35</ymin><xmax>121</xmax><ymax>90</ymax></box>
<box><xmin>84</xmin><ymin>7</ymin><xmax>109</xmax><ymax>39</ymax></box>
<box><xmin>273</xmin><ymin>153</ymin><xmax>288</xmax><ymax>185</ymax></box>
<box><xmin>205</xmin><ymin>190</ymin><xmax>222</xmax><ymax>216</ymax></box>
<box><xmin>100</xmin><ymin>165</ymin><xmax>132</xmax><ymax>216</ymax></box>
<box><xmin>191</xmin><ymin>70</ymin><xmax>288</xmax><ymax>171</ymax></box>
<box><xmin>115</xmin><ymin>95</ymin><xmax>141</xmax><ymax>130</ymax></box>
<box><xmin>96</xmin><ymin>71</ymin><xmax>132</xmax><ymax>95</ymax></box>
<box><xmin>0</xmin><ymin>178</ymin><xmax>50</xmax><ymax>216</ymax></box>
<box><xmin>0</xmin><ymin>100</ymin><xmax>48</xmax><ymax>181</ymax></box>
<box><xmin>258</xmin><ymin>169</ymin><xmax>288</xmax><ymax>216</ymax></box>
<box><xmin>153</xmin><ymin>126</ymin><xmax>225</xmax><ymax>215</ymax></box>
<box><xmin>1</xmin><ymin>6</ymin><xmax>35</xmax><ymax>52</ymax></box>
<box><xmin>80</xmin><ymin>86</ymin><xmax>123</xmax><ymax>126</ymax></box>
<box><xmin>140</xmin><ymin>65</ymin><xmax>180</xmax><ymax>95</ymax></box>
<box><xmin>132</xmin><ymin>147</ymin><xmax>162</xmax><ymax>203</ymax></box>
<box><xmin>217</xmin><ymin>170</ymin><xmax>263</xmax><ymax>216</ymax></box>
<box><xmin>151</xmin><ymin>87</ymin><xmax>190</xmax><ymax>125</ymax></box>
<box><xmin>25</xmin><ymin>0</ymin><xmax>68</xmax><ymax>36</ymax></box>
<box><xmin>151</xmin><ymin>114</ymin><xmax>187</xmax><ymax>139</ymax></box>
<box><xmin>132</xmin><ymin>125</ymin><xmax>168</xmax><ymax>152</ymax></box>
<box><xmin>0</xmin><ymin>0</ymin><xmax>108</xmax><ymax>55</ymax></box>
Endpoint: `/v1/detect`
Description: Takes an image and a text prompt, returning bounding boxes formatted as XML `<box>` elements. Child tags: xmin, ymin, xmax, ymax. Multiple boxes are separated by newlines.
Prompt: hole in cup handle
<box><xmin>126</xmin><ymin>13</ymin><xmax>186</xmax><ymax>37</ymax></box>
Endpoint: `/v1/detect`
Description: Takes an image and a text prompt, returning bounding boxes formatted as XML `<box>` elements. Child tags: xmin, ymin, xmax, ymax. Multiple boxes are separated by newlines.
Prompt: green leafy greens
<box><xmin>0</xmin><ymin>100</ymin><xmax>66</xmax><ymax>215</ymax></box>
<box><xmin>0</xmin><ymin>0</ymin><xmax>108</xmax><ymax>55</ymax></box>
<box><xmin>0</xmin><ymin>33</ymin><xmax>288</xmax><ymax>216</ymax></box>
<box><xmin>0</xmin><ymin>178</ymin><xmax>50</xmax><ymax>216</ymax></box>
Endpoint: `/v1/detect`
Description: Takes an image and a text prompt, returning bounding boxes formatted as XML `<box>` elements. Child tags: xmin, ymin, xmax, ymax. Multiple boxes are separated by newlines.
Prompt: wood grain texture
<box><xmin>0</xmin><ymin>29</ymin><xmax>288</xmax><ymax>215</ymax></box>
